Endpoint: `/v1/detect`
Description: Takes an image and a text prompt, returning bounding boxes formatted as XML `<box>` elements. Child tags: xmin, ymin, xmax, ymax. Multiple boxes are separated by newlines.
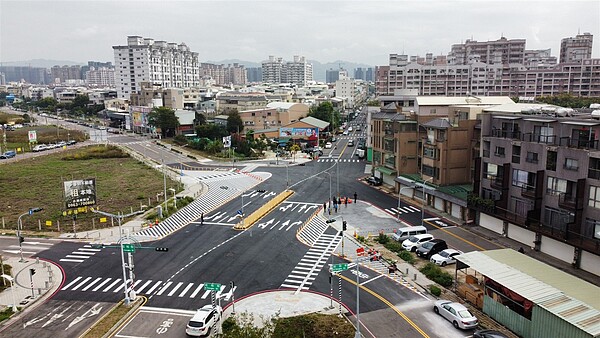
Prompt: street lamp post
<box><xmin>168</xmin><ymin>188</ymin><xmax>176</xmax><ymax>209</ymax></box>
<box><xmin>1</xmin><ymin>274</ymin><xmax>17</xmax><ymax>312</ymax></box>
<box><xmin>420</xmin><ymin>177</ymin><xmax>434</xmax><ymax>227</ymax></box>
<box><xmin>355</xmin><ymin>255</ymin><xmax>361</xmax><ymax>338</ymax></box>
<box><xmin>17</xmin><ymin>208</ymin><xmax>43</xmax><ymax>263</ymax></box>
<box><xmin>161</xmin><ymin>159</ymin><xmax>167</xmax><ymax>214</ymax></box>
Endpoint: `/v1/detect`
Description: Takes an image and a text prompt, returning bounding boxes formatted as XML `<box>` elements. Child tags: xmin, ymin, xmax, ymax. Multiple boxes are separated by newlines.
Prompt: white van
<box><xmin>392</xmin><ymin>226</ymin><xmax>427</xmax><ymax>243</ymax></box>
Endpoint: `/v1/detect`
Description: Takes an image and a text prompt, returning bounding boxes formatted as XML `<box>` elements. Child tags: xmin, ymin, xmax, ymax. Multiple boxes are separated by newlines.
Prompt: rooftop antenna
<box><xmin>578</xmin><ymin>27</ymin><xmax>581</xmax><ymax>34</ymax></box>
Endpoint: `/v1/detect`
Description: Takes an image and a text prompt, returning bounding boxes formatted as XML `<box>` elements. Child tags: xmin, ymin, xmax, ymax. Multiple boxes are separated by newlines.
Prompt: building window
<box><xmin>512</xmin><ymin>145</ymin><xmax>521</xmax><ymax>164</ymax></box>
<box><xmin>547</xmin><ymin>176</ymin><xmax>567</xmax><ymax>196</ymax></box>
<box><xmin>512</xmin><ymin>169</ymin><xmax>534</xmax><ymax>188</ymax></box>
<box><xmin>430</xmin><ymin>108</ymin><xmax>436</xmax><ymax>114</ymax></box>
<box><xmin>484</xmin><ymin>162</ymin><xmax>499</xmax><ymax>180</ymax></box>
<box><xmin>423</xmin><ymin>147</ymin><xmax>437</xmax><ymax>159</ymax></box>
<box><xmin>495</xmin><ymin>146</ymin><xmax>505</xmax><ymax>157</ymax></box>
<box><xmin>526</xmin><ymin>151</ymin><xmax>538</xmax><ymax>164</ymax></box>
<box><xmin>588</xmin><ymin>218</ymin><xmax>600</xmax><ymax>239</ymax></box>
<box><xmin>589</xmin><ymin>186</ymin><xmax>600</xmax><ymax>209</ymax></box>
<box><xmin>564</xmin><ymin>158</ymin><xmax>579</xmax><ymax>170</ymax></box>
<box><xmin>546</xmin><ymin>150</ymin><xmax>557</xmax><ymax>171</ymax></box>
<box><xmin>544</xmin><ymin>207</ymin><xmax>573</xmax><ymax>230</ymax></box>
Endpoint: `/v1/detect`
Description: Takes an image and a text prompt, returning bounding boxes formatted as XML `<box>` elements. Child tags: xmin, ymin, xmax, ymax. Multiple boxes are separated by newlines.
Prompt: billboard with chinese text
<box><xmin>64</xmin><ymin>179</ymin><xmax>97</xmax><ymax>209</ymax></box>
<box><xmin>278</xmin><ymin>127</ymin><xmax>319</xmax><ymax>139</ymax></box>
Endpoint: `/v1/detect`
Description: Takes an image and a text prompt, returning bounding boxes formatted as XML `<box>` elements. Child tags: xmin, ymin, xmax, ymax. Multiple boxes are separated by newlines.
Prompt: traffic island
<box><xmin>234</xmin><ymin>190</ymin><xmax>294</xmax><ymax>230</ymax></box>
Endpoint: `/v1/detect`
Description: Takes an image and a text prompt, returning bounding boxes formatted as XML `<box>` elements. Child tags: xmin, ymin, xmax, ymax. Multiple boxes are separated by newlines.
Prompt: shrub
<box><xmin>376</xmin><ymin>233</ymin><xmax>390</xmax><ymax>244</ymax></box>
<box><xmin>173</xmin><ymin>135</ymin><xmax>188</xmax><ymax>145</ymax></box>
<box><xmin>429</xmin><ymin>285</ymin><xmax>442</xmax><ymax>297</ymax></box>
<box><xmin>419</xmin><ymin>262</ymin><xmax>454</xmax><ymax>287</ymax></box>
<box><xmin>384</xmin><ymin>241</ymin><xmax>403</xmax><ymax>254</ymax></box>
<box><xmin>398</xmin><ymin>250</ymin><xmax>415</xmax><ymax>264</ymax></box>
<box><xmin>355</xmin><ymin>235</ymin><xmax>366</xmax><ymax>243</ymax></box>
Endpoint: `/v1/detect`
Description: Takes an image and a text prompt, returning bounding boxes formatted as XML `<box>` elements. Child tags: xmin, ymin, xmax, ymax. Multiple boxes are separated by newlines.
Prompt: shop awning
<box><xmin>376</xmin><ymin>166</ymin><xmax>397</xmax><ymax>176</ymax></box>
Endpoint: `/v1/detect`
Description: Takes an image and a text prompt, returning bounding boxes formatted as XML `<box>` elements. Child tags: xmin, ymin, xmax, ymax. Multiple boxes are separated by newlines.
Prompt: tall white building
<box><xmin>560</xmin><ymin>32</ymin><xmax>593</xmax><ymax>63</ymax></box>
<box><xmin>85</xmin><ymin>67</ymin><xmax>115</xmax><ymax>87</ymax></box>
<box><xmin>262</xmin><ymin>55</ymin><xmax>313</xmax><ymax>86</ymax></box>
<box><xmin>113</xmin><ymin>36</ymin><xmax>200</xmax><ymax>100</ymax></box>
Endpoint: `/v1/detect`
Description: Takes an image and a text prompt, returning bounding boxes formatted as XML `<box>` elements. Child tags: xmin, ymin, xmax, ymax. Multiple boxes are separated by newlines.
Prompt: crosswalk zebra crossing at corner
<box><xmin>59</xmin><ymin>244</ymin><xmax>101</xmax><ymax>263</ymax></box>
<box><xmin>317</xmin><ymin>158</ymin><xmax>361</xmax><ymax>163</ymax></box>
<box><xmin>384</xmin><ymin>205</ymin><xmax>421</xmax><ymax>216</ymax></box>
<box><xmin>297</xmin><ymin>216</ymin><xmax>329</xmax><ymax>247</ymax></box>
<box><xmin>280</xmin><ymin>233</ymin><xmax>341</xmax><ymax>292</ymax></box>
<box><xmin>60</xmin><ymin>276</ymin><xmax>236</xmax><ymax>301</ymax></box>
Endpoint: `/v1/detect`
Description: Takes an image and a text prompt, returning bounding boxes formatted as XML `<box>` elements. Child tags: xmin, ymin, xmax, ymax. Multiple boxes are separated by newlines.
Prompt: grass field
<box><xmin>0</xmin><ymin>145</ymin><xmax>179</xmax><ymax>235</ymax></box>
<box><xmin>1</xmin><ymin>125</ymin><xmax>87</xmax><ymax>153</ymax></box>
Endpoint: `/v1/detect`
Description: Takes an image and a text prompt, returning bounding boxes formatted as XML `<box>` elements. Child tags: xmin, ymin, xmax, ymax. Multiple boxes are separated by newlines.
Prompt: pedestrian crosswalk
<box><xmin>60</xmin><ymin>276</ymin><xmax>236</xmax><ymax>301</ymax></box>
<box><xmin>134</xmin><ymin>171</ymin><xmax>271</xmax><ymax>240</ymax></box>
<box><xmin>384</xmin><ymin>205</ymin><xmax>421</xmax><ymax>216</ymax></box>
<box><xmin>281</xmin><ymin>233</ymin><xmax>341</xmax><ymax>292</ymax></box>
<box><xmin>297</xmin><ymin>216</ymin><xmax>329</xmax><ymax>247</ymax></box>
<box><xmin>2</xmin><ymin>239</ymin><xmax>55</xmax><ymax>257</ymax></box>
<box><xmin>316</xmin><ymin>158</ymin><xmax>361</xmax><ymax>163</ymax></box>
<box><xmin>59</xmin><ymin>244</ymin><xmax>102</xmax><ymax>263</ymax></box>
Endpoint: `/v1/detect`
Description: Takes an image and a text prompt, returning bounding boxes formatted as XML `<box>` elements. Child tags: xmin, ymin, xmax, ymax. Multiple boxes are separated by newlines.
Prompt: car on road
<box><xmin>473</xmin><ymin>329</ymin><xmax>510</xmax><ymax>338</ymax></box>
<box><xmin>416</xmin><ymin>239</ymin><xmax>448</xmax><ymax>259</ymax></box>
<box><xmin>331</xmin><ymin>137</ymin><xmax>337</xmax><ymax>142</ymax></box>
<box><xmin>348</xmin><ymin>126</ymin><xmax>353</xmax><ymax>132</ymax></box>
<box><xmin>402</xmin><ymin>234</ymin><xmax>434</xmax><ymax>252</ymax></box>
<box><xmin>356</xmin><ymin>126</ymin><xmax>362</xmax><ymax>131</ymax></box>
<box><xmin>365</xmin><ymin>176</ymin><xmax>382</xmax><ymax>186</ymax></box>
<box><xmin>348</xmin><ymin>139</ymin><xmax>354</xmax><ymax>146</ymax></box>
<box><xmin>343</xmin><ymin>130</ymin><xmax>349</xmax><ymax>135</ymax></box>
<box><xmin>325</xmin><ymin>142</ymin><xmax>332</xmax><ymax>149</ymax></box>
<box><xmin>32</xmin><ymin>144</ymin><xmax>47</xmax><ymax>152</ymax></box>
<box><xmin>0</xmin><ymin>150</ymin><xmax>16</xmax><ymax>159</ymax></box>
<box><xmin>186</xmin><ymin>304</ymin><xmax>222</xmax><ymax>336</ymax></box>
<box><xmin>433</xmin><ymin>300</ymin><xmax>478</xmax><ymax>330</ymax></box>
<box><xmin>430</xmin><ymin>248</ymin><xmax>463</xmax><ymax>266</ymax></box>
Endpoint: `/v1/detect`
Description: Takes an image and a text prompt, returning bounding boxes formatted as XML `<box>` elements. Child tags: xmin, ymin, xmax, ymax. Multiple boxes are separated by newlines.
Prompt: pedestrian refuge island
<box><xmin>234</xmin><ymin>190</ymin><xmax>294</xmax><ymax>230</ymax></box>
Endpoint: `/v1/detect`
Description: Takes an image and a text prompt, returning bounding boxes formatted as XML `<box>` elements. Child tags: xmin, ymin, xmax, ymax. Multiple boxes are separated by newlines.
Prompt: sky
<box><xmin>1</xmin><ymin>0</ymin><xmax>599</xmax><ymax>66</ymax></box>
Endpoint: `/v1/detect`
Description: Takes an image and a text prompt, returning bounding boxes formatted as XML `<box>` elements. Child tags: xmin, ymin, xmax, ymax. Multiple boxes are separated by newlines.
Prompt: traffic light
<box><xmin>342</xmin><ymin>221</ymin><xmax>347</xmax><ymax>231</ymax></box>
<box><xmin>30</xmin><ymin>268</ymin><xmax>36</xmax><ymax>276</ymax></box>
<box><xmin>19</xmin><ymin>236</ymin><xmax>24</xmax><ymax>244</ymax></box>
<box><xmin>155</xmin><ymin>247</ymin><xmax>169</xmax><ymax>252</ymax></box>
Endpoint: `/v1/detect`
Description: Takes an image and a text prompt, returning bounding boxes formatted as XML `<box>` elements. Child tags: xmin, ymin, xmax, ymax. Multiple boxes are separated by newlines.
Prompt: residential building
<box><xmin>200</xmin><ymin>63</ymin><xmax>247</xmax><ymax>85</ymax></box>
<box><xmin>471</xmin><ymin>104</ymin><xmax>600</xmax><ymax>273</ymax></box>
<box><xmin>354</xmin><ymin>67</ymin><xmax>375</xmax><ymax>82</ymax></box>
<box><xmin>447</xmin><ymin>36</ymin><xmax>526</xmax><ymax>66</ymax></box>
<box><xmin>326</xmin><ymin>68</ymin><xmax>348</xmax><ymax>83</ymax></box>
<box><xmin>50</xmin><ymin>65</ymin><xmax>82</xmax><ymax>83</ymax></box>
<box><xmin>85</xmin><ymin>67</ymin><xmax>115</xmax><ymax>87</ymax></box>
<box><xmin>0</xmin><ymin>66</ymin><xmax>48</xmax><ymax>84</ymax></box>
<box><xmin>215</xmin><ymin>91</ymin><xmax>287</xmax><ymax>113</ymax></box>
<box><xmin>335</xmin><ymin>78</ymin><xmax>357</xmax><ymax>108</ymax></box>
<box><xmin>113</xmin><ymin>36</ymin><xmax>200</xmax><ymax>100</ymax></box>
<box><xmin>246</xmin><ymin>67</ymin><xmax>262</xmax><ymax>83</ymax></box>
<box><xmin>560</xmin><ymin>32</ymin><xmax>593</xmax><ymax>63</ymax></box>
<box><xmin>523</xmin><ymin>49</ymin><xmax>557</xmax><ymax>69</ymax></box>
<box><xmin>262</xmin><ymin>55</ymin><xmax>313</xmax><ymax>86</ymax></box>
<box><xmin>239</xmin><ymin>102</ymin><xmax>309</xmax><ymax>130</ymax></box>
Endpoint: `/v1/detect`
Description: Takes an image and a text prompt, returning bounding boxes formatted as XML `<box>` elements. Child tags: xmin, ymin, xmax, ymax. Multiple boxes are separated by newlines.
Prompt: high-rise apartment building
<box><xmin>560</xmin><ymin>32</ymin><xmax>593</xmax><ymax>63</ymax></box>
<box><xmin>200</xmin><ymin>63</ymin><xmax>247</xmax><ymax>85</ymax></box>
<box><xmin>448</xmin><ymin>37</ymin><xmax>526</xmax><ymax>65</ymax></box>
<box><xmin>246</xmin><ymin>67</ymin><xmax>262</xmax><ymax>83</ymax></box>
<box><xmin>50</xmin><ymin>65</ymin><xmax>82</xmax><ymax>83</ymax></box>
<box><xmin>262</xmin><ymin>55</ymin><xmax>313</xmax><ymax>86</ymax></box>
<box><xmin>354</xmin><ymin>67</ymin><xmax>376</xmax><ymax>82</ymax></box>
<box><xmin>85</xmin><ymin>67</ymin><xmax>115</xmax><ymax>87</ymax></box>
<box><xmin>113</xmin><ymin>36</ymin><xmax>200</xmax><ymax>100</ymax></box>
<box><xmin>326</xmin><ymin>68</ymin><xmax>348</xmax><ymax>83</ymax></box>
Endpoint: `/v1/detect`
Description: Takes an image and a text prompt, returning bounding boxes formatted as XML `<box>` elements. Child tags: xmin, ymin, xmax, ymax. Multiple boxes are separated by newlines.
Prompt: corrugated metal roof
<box><xmin>416</xmin><ymin>96</ymin><xmax>514</xmax><ymax>106</ymax></box>
<box><xmin>457</xmin><ymin>249</ymin><xmax>600</xmax><ymax>337</ymax></box>
<box><xmin>299</xmin><ymin>116</ymin><xmax>329</xmax><ymax>129</ymax></box>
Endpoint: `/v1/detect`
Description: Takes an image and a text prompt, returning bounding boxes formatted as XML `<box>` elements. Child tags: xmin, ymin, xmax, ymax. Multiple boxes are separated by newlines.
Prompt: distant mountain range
<box><xmin>2</xmin><ymin>59</ymin><xmax>375</xmax><ymax>82</ymax></box>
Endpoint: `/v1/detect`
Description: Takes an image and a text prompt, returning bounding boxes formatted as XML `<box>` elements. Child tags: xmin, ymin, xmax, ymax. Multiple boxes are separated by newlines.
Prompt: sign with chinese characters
<box><xmin>279</xmin><ymin>127</ymin><xmax>319</xmax><ymax>139</ymax></box>
<box><xmin>64</xmin><ymin>179</ymin><xmax>97</xmax><ymax>209</ymax></box>
<box><xmin>28</xmin><ymin>130</ymin><xmax>37</xmax><ymax>142</ymax></box>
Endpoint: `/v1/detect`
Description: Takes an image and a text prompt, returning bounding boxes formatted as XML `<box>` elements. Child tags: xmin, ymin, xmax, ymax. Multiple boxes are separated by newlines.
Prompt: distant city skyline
<box><xmin>1</xmin><ymin>1</ymin><xmax>599</xmax><ymax>66</ymax></box>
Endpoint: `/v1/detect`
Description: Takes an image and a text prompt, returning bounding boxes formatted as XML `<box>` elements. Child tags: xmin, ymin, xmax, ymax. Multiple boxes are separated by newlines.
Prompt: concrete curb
<box><xmin>234</xmin><ymin>190</ymin><xmax>294</xmax><ymax>230</ymax></box>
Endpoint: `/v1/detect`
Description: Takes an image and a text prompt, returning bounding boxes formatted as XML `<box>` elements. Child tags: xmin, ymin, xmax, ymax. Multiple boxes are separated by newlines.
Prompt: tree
<box><xmin>194</xmin><ymin>112</ymin><xmax>207</xmax><ymax>126</ymax></box>
<box><xmin>148</xmin><ymin>106</ymin><xmax>180</xmax><ymax>138</ymax></box>
<box><xmin>195</xmin><ymin>124</ymin><xmax>228</xmax><ymax>140</ymax></box>
<box><xmin>226</xmin><ymin>110</ymin><xmax>243</xmax><ymax>134</ymax></box>
<box><xmin>290</xmin><ymin>144</ymin><xmax>301</xmax><ymax>162</ymax></box>
<box><xmin>308</xmin><ymin>102</ymin><xmax>340</xmax><ymax>129</ymax></box>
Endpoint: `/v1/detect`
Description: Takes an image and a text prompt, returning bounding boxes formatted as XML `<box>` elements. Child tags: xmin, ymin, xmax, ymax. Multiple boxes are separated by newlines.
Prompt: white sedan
<box><xmin>430</xmin><ymin>249</ymin><xmax>463</xmax><ymax>266</ymax></box>
<box><xmin>433</xmin><ymin>300</ymin><xmax>478</xmax><ymax>330</ymax></box>
<box><xmin>325</xmin><ymin>142</ymin><xmax>332</xmax><ymax>149</ymax></box>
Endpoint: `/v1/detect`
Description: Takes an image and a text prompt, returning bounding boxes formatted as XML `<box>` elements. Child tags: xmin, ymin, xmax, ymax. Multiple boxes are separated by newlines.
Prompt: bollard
<box><xmin>45</xmin><ymin>281</ymin><xmax>49</xmax><ymax>289</ymax></box>
<box><xmin>38</xmin><ymin>288</ymin><xmax>42</xmax><ymax>295</ymax></box>
<box><xmin>36</xmin><ymin>257</ymin><xmax>39</xmax><ymax>264</ymax></box>
<box><xmin>43</xmin><ymin>261</ymin><xmax>47</xmax><ymax>268</ymax></box>
<box><xmin>413</xmin><ymin>273</ymin><xmax>417</xmax><ymax>281</ymax></box>
<box><xmin>406</xmin><ymin>268</ymin><xmax>409</xmax><ymax>274</ymax></box>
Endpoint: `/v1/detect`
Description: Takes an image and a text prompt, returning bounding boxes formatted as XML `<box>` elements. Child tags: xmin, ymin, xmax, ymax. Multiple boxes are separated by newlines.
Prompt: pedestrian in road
<box><xmin>200</xmin><ymin>212</ymin><xmax>204</xmax><ymax>225</ymax></box>
<box><xmin>337</xmin><ymin>197</ymin><xmax>341</xmax><ymax>206</ymax></box>
<box><xmin>344</xmin><ymin>197</ymin><xmax>348</xmax><ymax>208</ymax></box>
<box><xmin>323</xmin><ymin>202</ymin><xmax>327</xmax><ymax>214</ymax></box>
<box><xmin>334</xmin><ymin>204</ymin><xmax>338</xmax><ymax>213</ymax></box>
<box><xmin>354</xmin><ymin>192</ymin><xmax>357</xmax><ymax>202</ymax></box>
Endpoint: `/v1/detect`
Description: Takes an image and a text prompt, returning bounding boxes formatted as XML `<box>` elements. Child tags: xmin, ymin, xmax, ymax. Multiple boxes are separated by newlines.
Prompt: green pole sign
<box><xmin>331</xmin><ymin>263</ymin><xmax>349</xmax><ymax>272</ymax></box>
<box><xmin>122</xmin><ymin>244</ymin><xmax>135</xmax><ymax>253</ymax></box>
<box><xmin>204</xmin><ymin>282</ymin><xmax>222</xmax><ymax>291</ymax></box>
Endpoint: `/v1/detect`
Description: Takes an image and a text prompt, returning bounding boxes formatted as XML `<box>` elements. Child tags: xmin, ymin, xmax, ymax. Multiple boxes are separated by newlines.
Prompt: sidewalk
<box><xmin>0</xmin><ymin>256</ymin><xmax>62</xmax><ymax>319</ymax></box>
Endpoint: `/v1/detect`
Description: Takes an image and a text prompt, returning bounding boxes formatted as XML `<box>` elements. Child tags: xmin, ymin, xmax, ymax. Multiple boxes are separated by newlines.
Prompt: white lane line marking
<box><xmin>156</xmin><ymin>281</ymin><xmax>173</xmax><ymax>296</ymax></box>
<box><xmin>103</xmin><ymin>279</ymin><xmax>120</xmax><ymax>292</ymax></box>
<box><xmin>178</xmin><ymin>283</ymin><xmax>194</xmax><ymax>297</ymax></box>
<box><xmin>136</xmin><ymin>280</ymin><xmax>153</xmax><ymax>294</ymax></box>
<box><xmin>360</xmin><ymin>274</ymin><xmax>384</xmax><ymax>286</ymax></box>
<box><xmin>146</xmin><ymin>281</ymin><xmax>163</xmax><ymax>295</ymax></box>
<box><xmin>92</xmin><ymin>278</ymin><xmax>112</xmax><ymax>292</ymax></box>
<box><xmin>61</xmin><ymin>276</ymin><xmax>82</xmax><ymax>290</ymax></box>
<box><xmin>190</xmin><ymin>284</ymin><xmax>204</xmax><ymax>298</ymax></box>
<box><xmin>81</xmin><ymin>277</ymin><xmax>102</xmax><ymax>291</ymax></box>
<box><xmin>167</xmin><ymin>282</ymin><xmax>184</xmax><ymax>297</ymax></box>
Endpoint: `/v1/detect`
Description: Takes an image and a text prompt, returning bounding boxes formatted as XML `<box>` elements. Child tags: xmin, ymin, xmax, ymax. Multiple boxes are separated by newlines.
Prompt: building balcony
<box><xmin>558</xmin><ymin>192</ymin><xmax>577</xmax><ymax>210</ymax></box>
<box><xmin>490</xmin><ymin>177</ymin><xmax>505</xmax><ymax>190</ymax></box>
<box><xmin>589</xmin><ymin>167</ymin><xmax>600</xmax><ymax>180</ymax></box>
<box><xmin>521</xmin><ymin>133</ymin><xmax>557</xmax><ymax>145</ymax></box>
<box><xmin>491</xmin><ymin>129</ymin><xmax>521</xmax><ymax>140</ymax></box>
<box><xmin>521</xmin><ymin>184</ymin><xmax>537</xmax><ymax>199</ymax></box>
<box><xmin>558</xmin><ymin>137</ymin><xmax>600</xmax><ymax>150</ymax></box>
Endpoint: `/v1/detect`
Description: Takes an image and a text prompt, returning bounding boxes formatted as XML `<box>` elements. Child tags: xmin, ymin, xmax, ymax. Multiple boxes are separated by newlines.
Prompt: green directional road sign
<box><xmin>332</xmin><ymin>263</ymin><xmax>349</xmax><ymax>272</ymax></box>
<box><xmin>204</xmin><ymin>282</ymin><xmax>222</xmax><ymax>291</ymax></box>
<box><xmin>122</xmin><ymin>244</ymin><xmax>135</xmax><ymax>253</ymax></box>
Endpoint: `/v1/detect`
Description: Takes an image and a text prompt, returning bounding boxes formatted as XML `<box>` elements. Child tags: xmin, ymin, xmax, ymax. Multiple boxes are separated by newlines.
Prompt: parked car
<box><xmin>430</xmin><ymin>249</ymin><xmax>463</xmax><ymax>266</ymax></box>
<box><xmin>365</xmin><ymin>176</ymin><xmax>382</xmax><ymax>186</ymax></box>
<box><xmin>32</xmin><ymin>144</ymin><xmax>47</xmax><ymax>152</ymax></box>
<box><xmin>67</xmin><ymin>140</ymin><xmax>77</xmax><ymax>145</ymax></box>
<box><xmin>325</xmin><ymin>142</ymin><xmax>332</xmax><ymax>149</ymax></box>
<box><xmin>392</xmin><ymin>226</ymin><xmax>428</xmax><ymax>242</ymax></box>
<box><xmin>433</xmin><ymin>300</ymin><xmax>478</xmax><ymax>330</ymax></box>
<box><xmin>402</xmin><ymin>234</ymin><xmax>434</xmax><ymax>252</ymax></box>
<box><xmin>186</xmin><ymin>304</ymin><xmax>222</xmax><ymax>336</ymax></box>
<box><xmin>416</xmin><ymin>239</ymin><xmax>448</xmax><ymax>259</ymax></box>
<box><xmin>0</xmin><ymin>150</ymin><xmax>16</xmax><ymax>159</ymax></box>
<box><xmin>473</xmin><ymin>329</ymin><xmax>510</xmax><ymax>338</ymax></box>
